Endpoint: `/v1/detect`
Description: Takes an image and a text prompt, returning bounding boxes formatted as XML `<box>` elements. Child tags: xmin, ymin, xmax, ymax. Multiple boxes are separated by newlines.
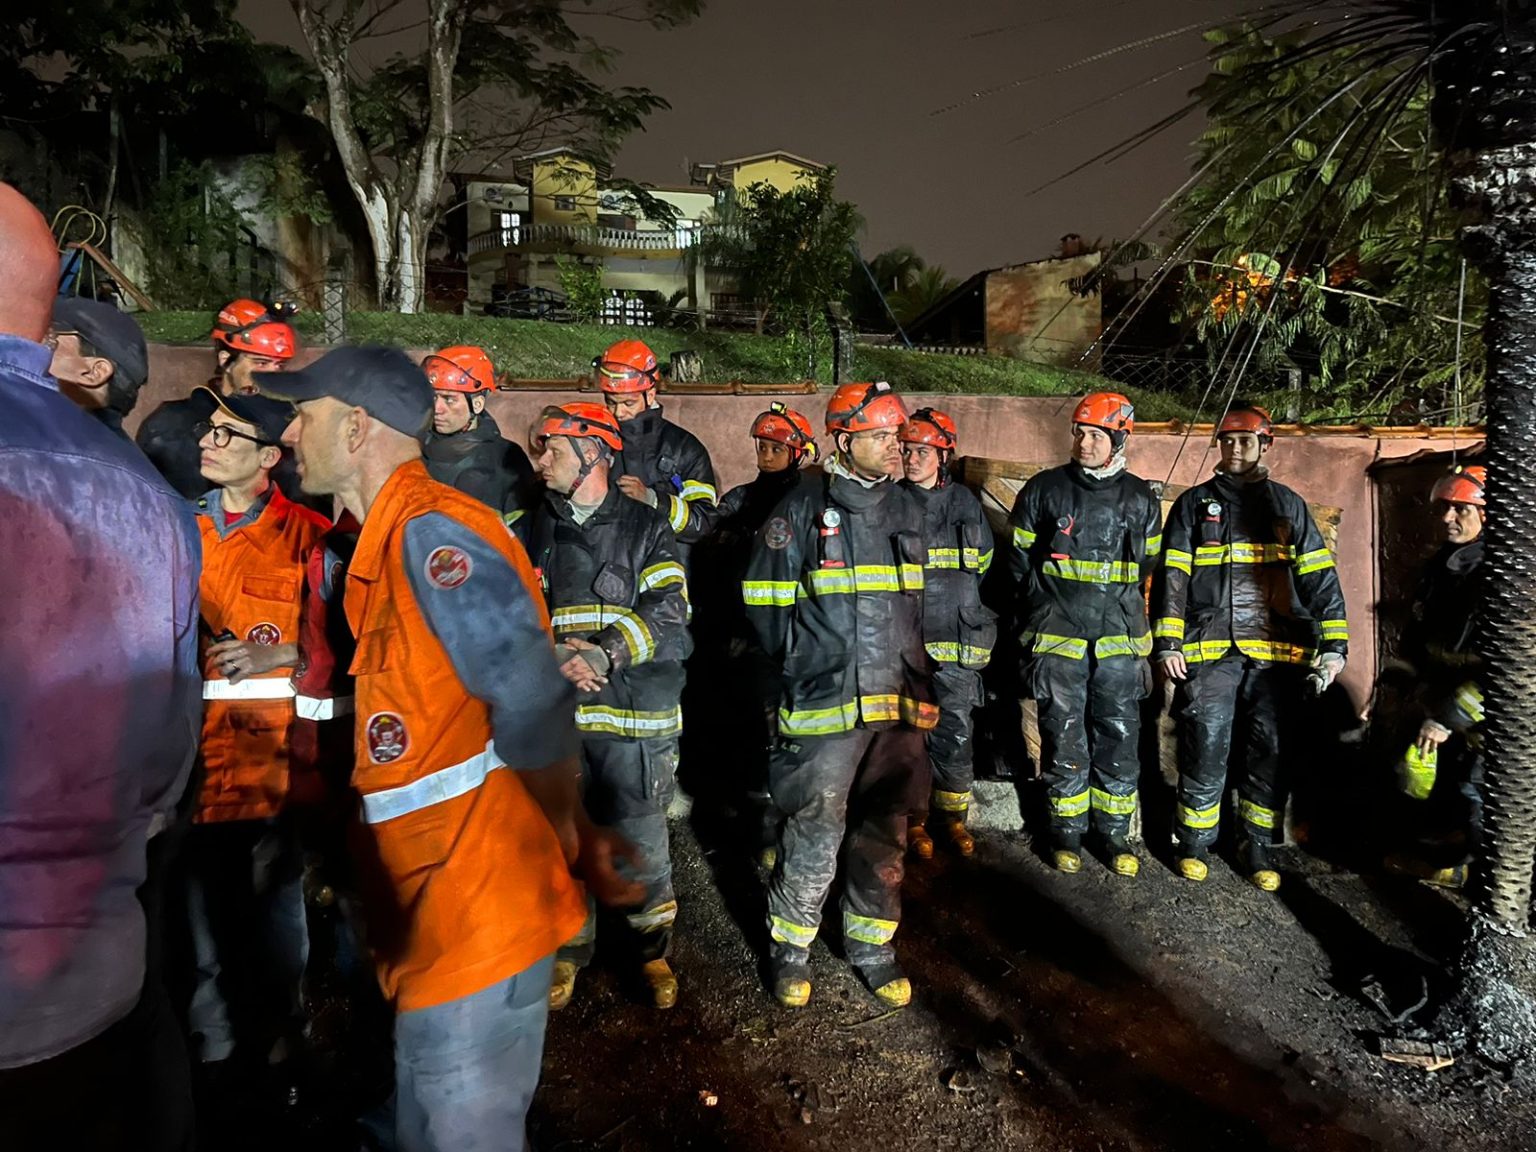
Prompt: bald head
<box><xmin>0</xmin><ymin>185</ymin><xmax>59</xmax><ymax>344</ymax></box>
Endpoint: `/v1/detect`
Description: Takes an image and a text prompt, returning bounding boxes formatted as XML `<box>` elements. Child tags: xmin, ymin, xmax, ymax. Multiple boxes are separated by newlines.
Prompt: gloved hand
<box><xmin>1397</xmin><ymin>743</ymin><xmax>1438</xmax><ymax>800</ymax></box>
<box><xmin>1308</xmin><ymin>652</ymin><xmax>1346</xmax><ymax>696</ymax></box>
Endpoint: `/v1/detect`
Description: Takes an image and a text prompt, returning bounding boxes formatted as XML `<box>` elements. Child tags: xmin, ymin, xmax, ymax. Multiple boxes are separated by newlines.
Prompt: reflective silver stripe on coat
<box><xmin>202</xmin><ymin>678</ymin><xmax>296</xmax><ymax>701</ymax></box>
<box><xmin>295</xmin><ymin>695</ymin><xmax>355</xmax><ymax>721</ymax></box>
<box><xmin>360</xmin><ymin>740</ymin><xmax>502</xmax><ymax>824</ymax></box>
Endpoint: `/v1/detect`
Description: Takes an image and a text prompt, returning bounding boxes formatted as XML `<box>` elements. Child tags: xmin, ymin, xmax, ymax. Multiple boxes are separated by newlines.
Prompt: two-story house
<box><xmin>463</xmin><ymin>147</ymin><xmax>826</xmax><ymax>319</ymax></box>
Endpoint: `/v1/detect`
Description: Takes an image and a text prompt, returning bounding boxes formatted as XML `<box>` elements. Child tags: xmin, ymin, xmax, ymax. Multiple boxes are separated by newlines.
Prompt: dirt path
<box><xmin>534</xmin><ymin>822</ymin><xmax>1522</xmax><ymax>1151</ymax></box>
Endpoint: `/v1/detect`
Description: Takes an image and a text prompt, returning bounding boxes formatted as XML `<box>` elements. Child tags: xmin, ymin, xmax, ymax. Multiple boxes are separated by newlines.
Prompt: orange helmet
<box><xmin>593</xmin><ymin>339</ymin><xmax>660</xmax><ymax>393</ymax></box>
<box><xmin>825</xmin><ymin>381</ymin><xmax>908</xmax><ymax>434</ymax></box>
<box><xmin>1216</xmin><ymin>404</ymin><xmax>1274</xmax><ymax>442</ymax></box>
<box><xmin>1072</xmin><ymin>392</ymin><xmax>1135</xmax><ymax>436</ymax></box>
<box><xmin>751</xmin><ymin>402</ymin><xmax>818</xmax><ymax>462</ymax></box>
<box><xmin>531</xmin><ymin>402</ymin><xmax>624</xmax><ymax>453</ymax></box>
<box><xmin>1431</xmin><ymin>464</ymin><xmax>1486</xmax><ymax>507</ymax></box>
<box><xmin>900</xmin><ymin>407</ymin><xmax>958</xmax><ymax>452</ymax></box>
<box><xmin>424</xmin><ymin>345</ymin><xmax>496</xmax><ymax>394</ymax></box>
<box><xmin>212</xmin><ymin>299</ymin><xmax>299</xmax><ymax>361</ymax></box>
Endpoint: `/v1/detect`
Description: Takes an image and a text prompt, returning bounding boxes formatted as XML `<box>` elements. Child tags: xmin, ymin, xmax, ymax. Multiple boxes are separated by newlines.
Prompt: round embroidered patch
<box><xmin>425</xmin><ymin>545</ymin><xmax>472</xmax><ymax>589</ymax></box>
<box><xmin>246</xmin><ymin>622</ymin><xmax>282</xmax><ymax>646</ymax></box>
<box><xmin>366</xmin><ymin>712</ymin><xmax>409</xmax><ymax>764</ymax></box>
<box><xmin>764</xmin><ymin>516</ymin><xmax>792</xmax><ymax>550</ymax></box>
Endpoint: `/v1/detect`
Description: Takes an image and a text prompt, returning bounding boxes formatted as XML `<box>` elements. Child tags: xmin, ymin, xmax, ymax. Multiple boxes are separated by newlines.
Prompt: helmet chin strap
<box><xmin>563</xmin><ymin>438</ymin><xmax>611</xmax><ymax>498</ymax></box>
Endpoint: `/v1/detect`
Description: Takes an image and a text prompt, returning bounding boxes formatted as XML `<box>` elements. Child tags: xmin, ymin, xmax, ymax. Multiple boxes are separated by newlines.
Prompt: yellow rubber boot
<box><xmin>548</xmin><ymin>959</ymin><xmax>579</xmax><ymax>1011</ymax></box>
<box><xmin>642</xmin><ymin>958</ymin><xmax>678</xmax><ymax>1009</ymax></box>
<box><xmin>1178</xmin><ymin>856</ymin><xmax>1209</xmax><ymax>882</ymax></box>
<box><xmin>857</xmin><ymin>962</ymin><xmax>912</xmax><ymax>1008</ymax></box>
<box><xmin>942</xmin><ymin>818</ymin><xmax>975</xmax><ymax>857</ymax></box>
<box><xmin>1111</xmin><ymin>852</ymin><xmax>1140</xmax><ymax>878</ymax></box>
<box><xmin>1053</xmin><ymin>849</ymin><xmax>1083</xmax><ymax>874</ymax></box>
<box><xmin>909</xmin><ymin>824</ymin><xmax>934</xmax><ymax>860</ymax></box>
<box><xmin>1250</xmin><ymin>869</ymin><xmax>1282</xmax><ymax>893</ymax></box>
<box><xmin>873</xmin><ymin>975</ymin><xmax>912</xmax><ymax>1007</ymax></box>
<box><xmin>773</xmin><ymin>971</ymin><xmax>811</xmax><ymax>1008</ymax></box>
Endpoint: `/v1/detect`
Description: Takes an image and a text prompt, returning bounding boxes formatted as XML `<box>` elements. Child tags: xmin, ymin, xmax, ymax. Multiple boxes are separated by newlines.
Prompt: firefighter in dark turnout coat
<box><xmin>594</xmin><ymin>339</ymin><xmax>719</xmax><ymax>560</ymax></box>
<box><xmin>422</xmin><ymin>345</ymin><xmax>534</xmax><ymax>521</ymax></box>
<box><xmin>690</xmin><ymin>404</ymin><xmax>819</xmax><ymax>856</ymax></box>
<box><xmin>899</xmin><ymin>408</ymin><xmax>996</xmax><ymax>859</ymax></box>
<box><xmin>1009</xmin><ymin>392</ymin><xmax>1162</xmax><ymax>877</ymax></box>
<box><xmin>744</xmin><ymin>381</ymin><xmax>934</xmax><ymax>1010</ymax></box>
<box><xmin>521</xmin><ymin>402</ymin><xmax>692</xmax><ymax>1012</ymax></box>
<box><xmin>1154</xmin><ymin>405</ymin><xmax>1348</xmax><ymax>891</ymax></box>
<box><xmin>1389</xmin><ymin>465</ymin><xmax>1486</xmax><ymax>886</ymax></box>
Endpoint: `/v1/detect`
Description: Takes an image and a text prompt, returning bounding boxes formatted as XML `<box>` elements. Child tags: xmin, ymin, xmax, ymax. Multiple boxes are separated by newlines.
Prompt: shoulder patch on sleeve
<box><xmin>424</xmin><ymin>544</ymin><xmax>473</xmax><ymax>589</ymax></box>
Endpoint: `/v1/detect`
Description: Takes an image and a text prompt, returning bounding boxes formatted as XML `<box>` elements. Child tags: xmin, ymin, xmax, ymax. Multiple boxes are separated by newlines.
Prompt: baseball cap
<box><xmin>51</xmin><ymin>297</ymin><xmax>149</xmax><ymax>391</ymax></box>
<box><xmin>262</xmin><ymin>344</ymin><xmax>433</xmax><ymax>441</ymax></box>
<box><xmin>194</xmin><ymin>385</ymin><xmax>294</xmax><ymax>445</ymax></box>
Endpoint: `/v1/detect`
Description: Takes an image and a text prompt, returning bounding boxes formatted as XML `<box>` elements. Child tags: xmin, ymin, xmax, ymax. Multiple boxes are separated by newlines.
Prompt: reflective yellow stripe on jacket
<box><xmin>779</xmin><ymin>693</ymin><xmax>938</xmax><ymax>737</ymax></box>
<box><xmin>551</xmin><ymin>604</ymin><xmax>655</xmax><ymax>664</ymax></box>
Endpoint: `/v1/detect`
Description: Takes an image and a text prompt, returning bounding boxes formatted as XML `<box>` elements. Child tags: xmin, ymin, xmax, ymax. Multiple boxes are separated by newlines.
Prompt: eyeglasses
<box><xmin>193</xmin><ymin>421</ymin><xmax>276</xmax><ymax>449</ymax></box>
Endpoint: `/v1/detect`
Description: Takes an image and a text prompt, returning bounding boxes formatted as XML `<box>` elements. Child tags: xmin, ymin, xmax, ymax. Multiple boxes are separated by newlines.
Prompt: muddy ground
<box><xmin>533</xmin><ymin>814</ymin><xmax>1534</xmax><ymax>1152</ymax></box>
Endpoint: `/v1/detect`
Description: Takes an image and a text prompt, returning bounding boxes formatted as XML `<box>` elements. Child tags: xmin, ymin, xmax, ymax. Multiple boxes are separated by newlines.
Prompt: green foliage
<box><xmin>1</xmin><ymin>1</ymin><xmax>251</xmax><ymax>121</ymax></box>
<box><xmin>1175</xmin><ymin>25</ymin><xmax>1486</xmax><ymax>422</ymax></box>
<box><xmin>138</xmin><ymin>161</ymin><xmax>249</xmax><ymax>310</ymax></box>
<box><xmin>702</xmin><ymin>169</ymin><xmax>863</xmax><ymax>334</ymax></box>
<box><xmin>241</xmin><ymin>152</ymin><xmax>334</xmax><ymax>228</ymax></box>
<box><xmin>849</xmin><ymin>246</ymin><xmax>959</xmax><ymax>330</ymax></box>
<box><xmin>555</xmin><ymin>258</ymin><xmax>607</xmax><ymax>323</ymax></box>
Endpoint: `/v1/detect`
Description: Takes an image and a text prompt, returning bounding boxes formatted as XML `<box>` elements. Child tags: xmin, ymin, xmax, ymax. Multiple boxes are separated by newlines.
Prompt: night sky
<box><xmin>246</xmin><ymin>0</ymin><xmax>1258</xmax><ymax>279</ymax></box>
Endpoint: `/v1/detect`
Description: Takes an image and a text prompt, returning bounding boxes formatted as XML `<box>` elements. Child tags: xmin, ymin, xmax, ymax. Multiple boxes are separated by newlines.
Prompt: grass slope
<box><xmin>137</xmin><ymin>311</ymin><xmax>1192</xmax><ymax>419</ymax></box>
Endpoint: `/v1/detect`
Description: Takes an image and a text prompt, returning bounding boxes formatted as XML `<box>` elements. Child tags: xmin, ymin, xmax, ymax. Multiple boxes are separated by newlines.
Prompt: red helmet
<box><xmin>751</xmin><ymin>402</ymin><xmax>818</xmax><ymax>462</ymax></box>
<box><xmin>531</xmin><ymin>402</ymin><xmax>624</xmax><ymax>453</ymax></box>
<box><xmin>1216</xmin><ymin>404</ymin><xmax>1274</xmax><ymax>441</ymax></box>
<box><xmin>593</xmin><ymin>339</ymin><xmax>660</xmax><ymax>393</ymax></box>
<box><xmin>1072</xmin><ymin>392</ymin><xmax>1135</xmax><ymax>435</ymax></box>
<box><xmin>1431</xmin><ymin>464</ymin><xmax>1486</xmax><ymax>507</ymax></box>
<box><xmin>825</xmin><ymin>381</ymin><xmax>908</xmax><ymax>434</ymax></box>
<box><xmin>899</xmin><ymin>407</ymin><xmax>958</xmax><ymax>452</ymax></box>
<box><xmin>425</xmin><ymin>345</ymin><xmax>496</xmax><ymax>394</ymax></box>
<box><xmin>212</xmin><ymin>299</ymin><xmax>299</xmax><ymax>361</ymax></box>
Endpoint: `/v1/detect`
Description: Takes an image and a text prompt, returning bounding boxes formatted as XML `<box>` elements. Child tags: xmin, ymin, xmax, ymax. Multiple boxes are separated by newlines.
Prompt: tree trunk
<box><xmin>291</xmin><ymin>0</ymin><xmax>465</xmax><ymax>315</ymax></box>
<box><xmin>1433</xmin><ymin>4</ymin><xmax>1536</xmax><ymax>1069</ymax></box>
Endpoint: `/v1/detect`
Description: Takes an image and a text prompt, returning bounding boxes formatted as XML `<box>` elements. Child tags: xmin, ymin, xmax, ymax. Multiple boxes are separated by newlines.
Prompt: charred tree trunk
<box><xmin>1433</xmin><ymin>2</ymin><xmax>1536</xmax><ymax>1066</ymax></box>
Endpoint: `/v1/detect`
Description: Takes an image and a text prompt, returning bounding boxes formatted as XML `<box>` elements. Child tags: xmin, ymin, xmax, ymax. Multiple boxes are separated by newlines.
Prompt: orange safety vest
<box><xmin>196</xmin><ymin>485</ymin><xmax>331</xmax><ymax>823</ymax></box>
<box><xmin>344</xmin><ymin>460</ymin><xmax>586</xmax><ymax>1012</ymax></box>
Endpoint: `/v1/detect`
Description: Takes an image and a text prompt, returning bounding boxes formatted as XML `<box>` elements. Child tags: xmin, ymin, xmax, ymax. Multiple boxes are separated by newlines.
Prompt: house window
<box><xmin>497</xmin><ymin>211</ymin><xmax>521</xmax><ymax>247</ymax></box>
<box><xmin>554</xmin><ymin>195</ymin><xmax>576</xmax><ymax>212</ymax></box>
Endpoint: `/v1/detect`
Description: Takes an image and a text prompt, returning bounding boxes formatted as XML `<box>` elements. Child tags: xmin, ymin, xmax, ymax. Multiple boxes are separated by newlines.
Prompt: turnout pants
<box><xmin>767</xmin><ymin>725</ymin><xmax>925</xmax><ymax>968</ymax></box>
<box><xmin>915</xmin><ymin>664</ymin><xmax>983</xmax><ymax>821</ymax></box>
<box><xmin>1034</xmin><ymin>653</ymin><xmax>1143</xmax><ymax>844</ymax></box>
<box><xmin>1173</xmin><ymin>657</ymin><xmax>1302</xmax><ymax>854</ymax></box>
<box><xmin>561</xmin><ymin>735</ymin><xmax>678</xmax><ymax>965</ymax></box>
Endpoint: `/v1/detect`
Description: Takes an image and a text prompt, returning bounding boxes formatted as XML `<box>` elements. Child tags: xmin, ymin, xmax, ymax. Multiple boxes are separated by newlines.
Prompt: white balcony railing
<box><xmin>469</xmin><ymin>222</ymin><xmax>745</xmax><ymax>257</ymax></box>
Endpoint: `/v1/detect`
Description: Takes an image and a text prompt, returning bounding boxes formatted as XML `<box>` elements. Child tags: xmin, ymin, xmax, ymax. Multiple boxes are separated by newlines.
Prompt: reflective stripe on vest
<box><xmin>202</xmin><ymin>678</ymin><xmax>296</xmax><ymax>701</ymax></box>
<box><xmin>295</xmin><ymin>694</ymin><xmax>355</xmax><ymax>721</ymax></box>
<box><xmin>360</xmin><ymin>739</ymin><xmax>501</xmax><ymax>824</ymax></box>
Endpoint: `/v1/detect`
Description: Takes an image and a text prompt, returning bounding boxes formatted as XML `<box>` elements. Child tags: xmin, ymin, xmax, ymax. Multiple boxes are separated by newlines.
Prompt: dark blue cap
<box><xmin>52</xmin><ymin>297</ymin><xmax>149</xmax><ymax>391</ymax></box>
<box><xmin>261</xmin><ymin>344</ymin><xmax>433</xmax><ymax>442</ymax></box>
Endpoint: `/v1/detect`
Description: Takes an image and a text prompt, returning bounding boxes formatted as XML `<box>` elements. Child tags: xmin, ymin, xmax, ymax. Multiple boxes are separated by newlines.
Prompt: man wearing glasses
<box><xmin>743</xmin><ymin>381</ymin><xmax>935</xmax><ymax>1010</ymax></box>
<box><xmin>184</xmin><ymin>387</ymin><xmax>331</xmax><ymax>1101</ymax></box>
